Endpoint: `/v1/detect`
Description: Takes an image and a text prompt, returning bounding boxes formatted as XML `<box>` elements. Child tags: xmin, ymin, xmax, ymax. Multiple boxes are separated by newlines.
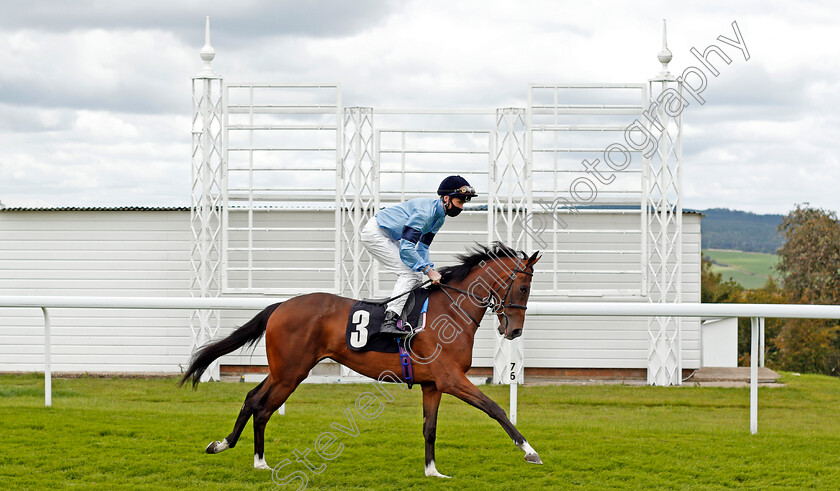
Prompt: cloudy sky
<box><xmin>1</xmin><ymin>0</ymin><xmax>838</xmax><ymax>214</ymax></box>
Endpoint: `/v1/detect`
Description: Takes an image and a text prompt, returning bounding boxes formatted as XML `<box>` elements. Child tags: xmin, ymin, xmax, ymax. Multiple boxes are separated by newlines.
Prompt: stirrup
<box><xmin>401</xmin><ymin>320</ymin><xmax>424</xmax><ymax>335</ymax></box>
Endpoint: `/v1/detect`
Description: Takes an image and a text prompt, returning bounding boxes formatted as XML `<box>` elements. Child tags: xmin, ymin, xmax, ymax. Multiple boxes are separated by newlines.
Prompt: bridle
<box><xmin>438</xmin><ymin>264</ymin><xmax>534</xmax><ymax>329</ymax></box>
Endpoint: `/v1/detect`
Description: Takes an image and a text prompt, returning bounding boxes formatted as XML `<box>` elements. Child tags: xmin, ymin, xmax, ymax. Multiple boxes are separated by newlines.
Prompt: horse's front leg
<box><xmin>421</xmin><ymin>383</ymin><xmax>450</xmax><ymax>478</ymax></box>
<box><xmin>442</xmin><ymin>375</ymin><xmax>542</xmax><ymax>464</ymax></box>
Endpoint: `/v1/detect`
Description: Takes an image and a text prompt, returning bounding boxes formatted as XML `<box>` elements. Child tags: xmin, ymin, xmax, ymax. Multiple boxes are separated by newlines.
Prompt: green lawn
<box><xmin>703</xmin><ymin>249</ymin><xmax>779</xmax><ymax>289</ymax></box>
<box><xmin>2</xmin><ymin>373</ymin><xmax>840</xmax><ymax>489</ymax></box>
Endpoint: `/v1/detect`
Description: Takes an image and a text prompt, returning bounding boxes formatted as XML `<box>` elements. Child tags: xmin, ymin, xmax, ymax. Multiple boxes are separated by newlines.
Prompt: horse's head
<box><xmin>435</xmin><ymin>243</ymin><xmax>540</xmax><ymax>340</ymax></box>
<box><xmin>489</xmin><ymin>251</ymin><xmax>540</xmax><ymax>340</ymax></box>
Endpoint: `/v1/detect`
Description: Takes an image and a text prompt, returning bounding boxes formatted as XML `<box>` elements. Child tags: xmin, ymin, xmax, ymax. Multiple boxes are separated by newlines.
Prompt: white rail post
<box><xmin>510</xmin><ymin>372</ymin><xmax>518</xmax><ymax>425</ymax></box>
<box><xmin>750</xmin><ymin>316</ymin><xmax>759</xmax><ymax>434</ymax></box>
<box><xmin>42</xmin><ymin>307</ymin><xmax>51</xmax><ymax>407</ymax></box>
<box><xmin>508</xmin><ymin>342</ymin><xmax>523</xmax><ymax>425</ymax></box>
<box><xmin>759</xmin><ymin>317</ymin><xmax>766</xmax><ymax>367</ymax></box>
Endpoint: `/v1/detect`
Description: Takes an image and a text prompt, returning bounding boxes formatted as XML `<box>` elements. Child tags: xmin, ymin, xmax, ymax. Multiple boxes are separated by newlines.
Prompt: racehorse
<box><xmin>180</xmin><ymin>242</ymin><xmax>542</xmax><ymax>478</ymax></box>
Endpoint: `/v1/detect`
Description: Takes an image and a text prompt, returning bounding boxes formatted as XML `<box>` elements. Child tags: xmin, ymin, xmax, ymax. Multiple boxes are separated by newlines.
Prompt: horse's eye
<box><xmin>519</xmin><ymin>286</ymin><xmax>528</xmax><ymax>293</ymax></box>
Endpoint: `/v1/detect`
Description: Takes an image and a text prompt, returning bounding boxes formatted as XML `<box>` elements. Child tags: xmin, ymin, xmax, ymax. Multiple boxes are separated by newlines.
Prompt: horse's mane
<box><xmin>430</xmin><ymin>242</ymin><xmax>528</xmax><ymax>290</ymax></box>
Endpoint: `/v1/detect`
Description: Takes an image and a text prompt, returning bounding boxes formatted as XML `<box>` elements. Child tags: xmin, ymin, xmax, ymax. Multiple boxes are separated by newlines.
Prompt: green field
<box><xmin>3</xmin><ymin>374</ymin><xmax>840</xmax><ymax>489</ymax></box>
<box><xmin>703</xmin><ymin>249</ymin><xmax>779</xmax><ymax>289</ymax></box>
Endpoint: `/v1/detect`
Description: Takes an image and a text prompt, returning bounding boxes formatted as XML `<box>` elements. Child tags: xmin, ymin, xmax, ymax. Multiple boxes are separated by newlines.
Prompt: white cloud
<box><xmin>0</xmin><ymin>28</ymin><xmax>193</xmax><ymax>113</ymax></box>
<box><xmin>1</xmin><ymin>0</ymin><xmax>840</xmax><ymax>215</ymax></box>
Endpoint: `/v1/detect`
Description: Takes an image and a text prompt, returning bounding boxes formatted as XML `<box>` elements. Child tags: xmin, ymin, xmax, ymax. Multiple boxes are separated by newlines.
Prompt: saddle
<box><xmin>345</xmin><ymin>287</ymin><xmax>430</xmax><ymax>353</ymax></box>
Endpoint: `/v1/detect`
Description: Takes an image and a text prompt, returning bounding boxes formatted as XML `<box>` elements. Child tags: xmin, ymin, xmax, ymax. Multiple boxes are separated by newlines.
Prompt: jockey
<box><xmin>361</xmin><ymin>175</ymin><xmax>477</xmax><ymax>336</ymax></box>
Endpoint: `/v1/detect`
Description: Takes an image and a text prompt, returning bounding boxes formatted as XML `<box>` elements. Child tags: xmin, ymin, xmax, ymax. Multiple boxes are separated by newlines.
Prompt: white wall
<box><xmin>0</xmin><ymin>209</ymin><xmax>194</xmax><ymax>372</ymax></box>
<box><xmin>701</xmin><ymin>318</ymin><xmax>738</xmax><ymax>367</ymax></box>
<box><xmin>0</xmin><ymin>208</ymin><xmax>702</xmax><ymax>373</ymax></box>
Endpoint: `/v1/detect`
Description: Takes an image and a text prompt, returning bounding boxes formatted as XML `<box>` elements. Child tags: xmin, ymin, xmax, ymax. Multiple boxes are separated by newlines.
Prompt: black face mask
<box><xmin>444</xmin><ymin>200</ymin><xmax>463</xmax><ymax>217</ymax></box>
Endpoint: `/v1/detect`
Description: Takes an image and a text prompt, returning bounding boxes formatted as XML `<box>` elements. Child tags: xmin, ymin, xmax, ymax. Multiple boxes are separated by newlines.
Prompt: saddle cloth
<box><xmin>345</xmin><ymin>288</ymin><xmax>430</xmax><ymax>353</ymax></box>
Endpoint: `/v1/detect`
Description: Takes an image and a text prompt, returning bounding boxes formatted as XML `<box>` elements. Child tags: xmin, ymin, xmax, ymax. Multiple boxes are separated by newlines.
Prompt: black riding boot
<box><xmin>380</xmin><ymin>310</ymin><xmax>407</xmax><ymax>336</ymax></box>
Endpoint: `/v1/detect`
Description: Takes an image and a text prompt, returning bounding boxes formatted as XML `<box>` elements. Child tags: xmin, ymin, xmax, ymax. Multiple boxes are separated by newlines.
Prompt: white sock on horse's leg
<box><xmin>424</xmin><ymin>460</ymin><xmax>451</xmax><ymax>478</ymax></box>
<box><xmin>254</xmin><ymin>453</ymin><xmax>270</xmax><ymax>470</ymax></box>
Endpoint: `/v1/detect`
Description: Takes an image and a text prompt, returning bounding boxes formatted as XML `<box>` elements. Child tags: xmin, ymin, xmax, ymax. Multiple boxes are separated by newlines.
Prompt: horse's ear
<box><xmin>527</xmin><ymin>251</ymin><xmax>541</xmax><ymax>266</ymax></box>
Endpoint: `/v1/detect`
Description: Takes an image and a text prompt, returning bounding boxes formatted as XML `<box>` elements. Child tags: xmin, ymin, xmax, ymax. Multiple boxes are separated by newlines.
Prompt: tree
<box><xmin>777</xmin><ymin>205</ymin><xmax>840</xmax><ymax>304</ymax></box>
<box><xmin>701</xmin><ymin>257</ymin><xmax>742</xmax><ymax>304</ymax></box>
<box><xmin>775</xmin><ymin>205</ymin><xmax>840</xmax><ymax>375</ymax></box>
<box><xmin>737</xmin><ymin>277</ymin><xmax>784</xmax><ymax>366</ymax></box>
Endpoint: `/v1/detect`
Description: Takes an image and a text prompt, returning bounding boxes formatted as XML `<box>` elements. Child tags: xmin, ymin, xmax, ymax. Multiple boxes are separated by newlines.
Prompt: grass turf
<box><xmin>703</xmin><ymin>249</ymin><xmax>779</xmax><ymax>289</ymax></box>
<box><xmin>2</xmin><ymin>373</ymin><xmax>840</xmax><ymax>489</ymax></box>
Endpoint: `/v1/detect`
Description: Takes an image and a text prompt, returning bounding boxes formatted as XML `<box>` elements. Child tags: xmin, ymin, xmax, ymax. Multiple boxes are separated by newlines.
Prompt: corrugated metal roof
<box><xmin>0</xmin><ymin>206</ymin><xmax>190</xmax><ymax>212</ymax></box>
<box><xmin>0</xmin><ymin>204</ymin><xmax>704</xmax><ymax>215</ymax></box>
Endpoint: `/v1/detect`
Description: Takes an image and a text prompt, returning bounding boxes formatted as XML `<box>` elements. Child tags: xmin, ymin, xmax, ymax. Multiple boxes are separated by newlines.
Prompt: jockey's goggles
<box><xmin>446</xmin><ymin>186</ymin><xmax>477</xmax><ymax>201</ymax></box>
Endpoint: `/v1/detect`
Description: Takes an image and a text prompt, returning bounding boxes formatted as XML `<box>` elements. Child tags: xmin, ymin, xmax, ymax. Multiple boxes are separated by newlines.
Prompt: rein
<box><xmin>372</xmin><ymin>262</ymin><xmax>534</xmax><ymax>330</ymax></box>
<box><xmin>438</xmin><ymin>266</ymin><xmax>533</xmax><ymax>328</ymax></box>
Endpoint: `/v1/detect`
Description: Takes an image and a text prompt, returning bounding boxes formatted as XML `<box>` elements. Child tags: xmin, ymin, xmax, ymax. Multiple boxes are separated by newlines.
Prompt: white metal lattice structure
<box><xmin>338</xmin><ymin>107</ymin><xmax>377</xmax><ymax>299</ymax></box>
<box><xmin>644</xmin><ymin>22</ymin><xmax>684</xmax><ymax>386</ymax></box>
<box><xmin>222</xmin><ymin>83</ymin><xmax>341</xmax><ymax>295</ymax></box>
<box><xmin>490</xmin><ymin>108</ymin><xmax>530</xmax><ymax>385</ymax></box>
<box><xmin>190</xmin><ymin>18</ymin><xmax>224</xmax><ymax>381</ymax></box>
<box><xmin>528</xmin><ymin>83</ymin><xmax>647</xmax><ymax>297</ymax></box>
<box><xmin>336</xmin><ymin>108</ymin><xmax>377</xmax><ymax>380</ymax></box>
<box><xmin>490</xmin><ymin>108</ymin><xmax>531</xmax><ymax>251</ymax></box>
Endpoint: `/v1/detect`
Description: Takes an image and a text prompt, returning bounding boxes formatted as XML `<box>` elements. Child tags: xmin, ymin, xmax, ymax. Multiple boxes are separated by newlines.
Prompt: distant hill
<box><xmin>703</xmin><ymin>249</ymin><xmax>778</xmax><ymax>289</ymax></box>
<box><xmin>699</xmin><ymin>208</ymin><xmax>784</xmax><ymax>254</ymax></box>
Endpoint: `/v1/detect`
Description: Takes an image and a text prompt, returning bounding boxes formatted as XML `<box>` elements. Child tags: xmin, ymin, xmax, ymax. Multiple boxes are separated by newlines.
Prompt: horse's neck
<box><xmin>438</xmin><ymin>262</ymin><xmax>508</xmax><ymax>335</ymax></box>
<box><xmin>460</xmin><ymin>258</ymin><xmax>514</xmax><ymax>294</ymax></box>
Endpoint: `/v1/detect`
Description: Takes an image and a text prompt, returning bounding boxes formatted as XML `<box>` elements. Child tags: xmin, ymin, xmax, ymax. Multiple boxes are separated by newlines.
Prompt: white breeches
<box><xmin>360</xmin><ymin>219</ymin><xmax>425</xmax><ymax>315</ymax></box>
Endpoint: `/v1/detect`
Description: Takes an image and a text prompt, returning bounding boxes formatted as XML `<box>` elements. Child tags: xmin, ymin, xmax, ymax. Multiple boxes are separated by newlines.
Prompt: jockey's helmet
<box><xmin>437</xmin><ymin>175</ymin><xmax>478</xmax><ymax>202</ymax></box>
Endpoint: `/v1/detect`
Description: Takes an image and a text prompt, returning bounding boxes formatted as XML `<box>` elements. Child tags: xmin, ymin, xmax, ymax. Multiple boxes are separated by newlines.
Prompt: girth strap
<box><xmin>397</xmin><ymin>343</ymin><xmax>414</xmax><ymax>389</ymax></box>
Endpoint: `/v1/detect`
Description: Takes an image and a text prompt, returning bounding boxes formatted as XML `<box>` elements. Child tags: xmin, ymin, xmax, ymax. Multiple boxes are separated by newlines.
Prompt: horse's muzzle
<box><xmin>506</xmin><ymin>328</ymin><xmax>523</xmax><ymax>340</ymax></box>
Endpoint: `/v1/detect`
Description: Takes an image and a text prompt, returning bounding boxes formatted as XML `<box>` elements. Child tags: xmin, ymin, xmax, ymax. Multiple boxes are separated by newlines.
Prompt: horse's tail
<box><xmin>179</xmin><ymin>302</ymin><xmax>282</xmax><ymax>388</ymax></box>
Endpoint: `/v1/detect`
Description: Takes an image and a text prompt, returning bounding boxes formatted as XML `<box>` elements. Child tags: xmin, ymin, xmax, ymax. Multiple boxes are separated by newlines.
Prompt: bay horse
<box><xmin>180</xmin><ymin>243</ymin><xmax>542</xmax><ymax>478</ymax></box>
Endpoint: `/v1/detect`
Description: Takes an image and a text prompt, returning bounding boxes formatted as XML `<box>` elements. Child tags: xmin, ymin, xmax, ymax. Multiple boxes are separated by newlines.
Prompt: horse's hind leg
<box><xmin>205</xmin><ymin>378</ymin><xmax>269</xmax><ymax>454</ymax></box>
<box><xmin>421</xmin><ymin>383</ymin><xmax>450</xmax><ymax>478</ymax></box>
<box><xmin>252</xmin><ymin>359</ymin><xmax>319</xmax><ymax>469</ymax></box>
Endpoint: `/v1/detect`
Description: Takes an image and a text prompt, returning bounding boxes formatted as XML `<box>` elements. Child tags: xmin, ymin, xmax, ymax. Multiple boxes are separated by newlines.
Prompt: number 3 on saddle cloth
<box><xmin>345</xmin><ymin>288</ymin><xmax>431</xmax><ymax>388</ymax></box>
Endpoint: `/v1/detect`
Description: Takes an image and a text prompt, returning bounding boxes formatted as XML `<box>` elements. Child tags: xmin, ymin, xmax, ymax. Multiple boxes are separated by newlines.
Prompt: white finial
<box><xmin>200</xmin><ymin>16</ymin><xmax>216</xmax><ymax>75</ymax></box>
<box><xmin>657</xmin><ymin>19</ymin><xmax>673</xmax><ymax>78</ymax></box>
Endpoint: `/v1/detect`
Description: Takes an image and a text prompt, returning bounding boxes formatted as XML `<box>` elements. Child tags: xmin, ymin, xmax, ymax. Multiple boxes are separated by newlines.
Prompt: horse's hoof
<box><xmin>205</xmin><ymin>439</ymin><xmax>229</xmax><ymax>454</ymax></box>
<box><xmin>525</xmin><ymin>453</ymin><xmax>543</xmax><ymax>465</ymax></box>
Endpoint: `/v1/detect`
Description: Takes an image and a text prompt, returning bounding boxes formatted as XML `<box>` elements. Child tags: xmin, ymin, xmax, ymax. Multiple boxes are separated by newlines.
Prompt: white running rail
<box><xmin>2</xmin><ymin>296</ymin><xmax>840</xmax><ymax>435</ymax></box>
